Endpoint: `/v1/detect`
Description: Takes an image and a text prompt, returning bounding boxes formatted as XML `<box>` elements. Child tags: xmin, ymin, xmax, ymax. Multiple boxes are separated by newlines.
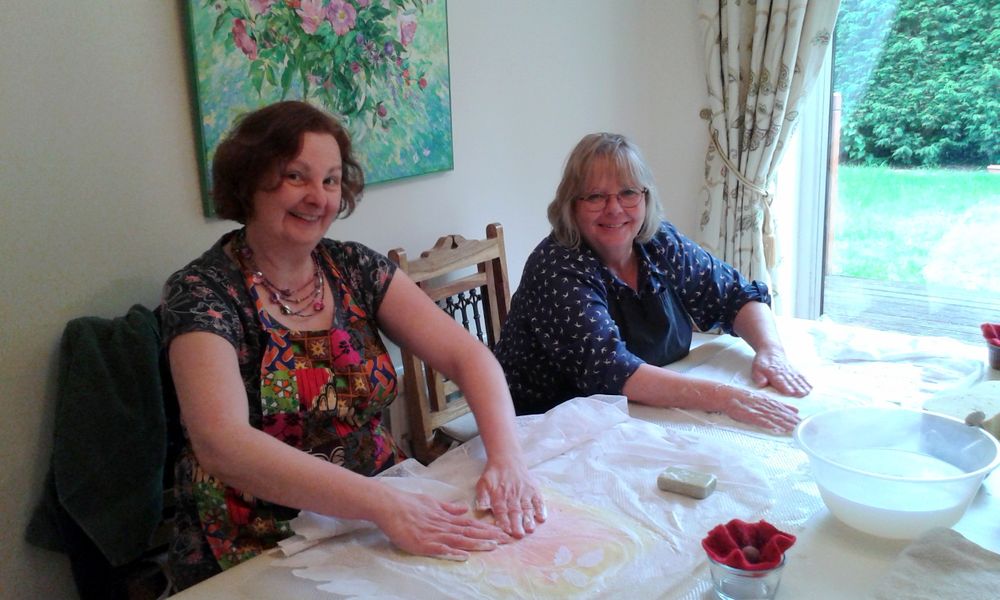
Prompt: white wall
<box><xmin>0</xmin><ymin>2</ymin><xmax>705</xmax><ymax>597</ymax></box>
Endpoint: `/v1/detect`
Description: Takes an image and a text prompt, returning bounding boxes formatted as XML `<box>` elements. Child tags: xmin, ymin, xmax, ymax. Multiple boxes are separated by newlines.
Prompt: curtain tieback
<box><xmin>708</xmin><ymin>125</ymin><xmax>777</xmax><ymax>270</ymax></box>
<box><xmin>708</xmin><ymin>128</ymin><xmax>770</xmax><ymax>201</ymax></box>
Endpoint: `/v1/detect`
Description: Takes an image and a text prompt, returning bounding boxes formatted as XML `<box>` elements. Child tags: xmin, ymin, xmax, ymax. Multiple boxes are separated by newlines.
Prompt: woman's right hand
<box><xmin>371</xmin><ymin>487</ymin><xmax>512</xmax><ymax>561</ymax></box>
<box><xmin>715</xmin><ymin>384</ymin><xmax>800</xmax><ymax>434</ymax></box>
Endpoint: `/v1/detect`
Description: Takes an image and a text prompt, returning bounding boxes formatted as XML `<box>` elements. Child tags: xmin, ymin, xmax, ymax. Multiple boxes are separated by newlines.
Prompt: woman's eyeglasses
<box><xmin>577</xmin><ymin>188</ymin><xmax>647</xmax><ymax>210</ymax></box>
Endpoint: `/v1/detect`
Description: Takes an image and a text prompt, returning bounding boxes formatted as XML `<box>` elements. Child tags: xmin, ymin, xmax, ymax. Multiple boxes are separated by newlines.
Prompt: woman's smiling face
<box><xmin>249</xmin><ymin>131</ymin><xmax>342</xmax><ymax>249</ymax></box>
<box><xmin>573</xmin><ymin>158</ymin><xmax>646</xmax><ymax>264</ymax></box>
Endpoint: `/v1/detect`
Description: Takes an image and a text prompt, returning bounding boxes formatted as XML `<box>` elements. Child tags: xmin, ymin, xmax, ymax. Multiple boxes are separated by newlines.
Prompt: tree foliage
<box><xmin>833</xmin><ymin>0</ymin><xmax>999</xmax><ymax>167</ymax></box>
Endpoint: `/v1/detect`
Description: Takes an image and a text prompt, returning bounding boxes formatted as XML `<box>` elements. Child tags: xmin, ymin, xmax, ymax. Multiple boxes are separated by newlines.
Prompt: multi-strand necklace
<box><xmin>233</xmin><ymin>231</ymin><xmax>326</xmax><ymax>318</ymax></box>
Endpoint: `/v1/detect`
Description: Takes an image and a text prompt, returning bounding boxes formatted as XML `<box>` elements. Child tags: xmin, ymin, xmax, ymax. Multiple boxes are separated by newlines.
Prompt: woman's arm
<box><xmin>376</xmin><ymin>270</ymin><xmax>546</xmax><ymax>538</ymax></box>
<box><xmin>731</xmin><ymin>301</ymin><xmax>812</xmax><ymax>397</ymax></box>
<box><xmin>169</xmin><ymin>332</ymin><xmax>509</xmax><ymax>560</ymax></box>
<box><xmin>621</xmin><ymin>363</ymin><xmax>801</xmax><ymax>433</ymax></box>
<box><xmin>643</xmin><ymin>226</ymin><xmax>809</xmax><ymax>412</ymax></box>
<box><xmin>618</xmin><ymin>302</ymin><xmax>806</xmax><ymax>434</ymax></box>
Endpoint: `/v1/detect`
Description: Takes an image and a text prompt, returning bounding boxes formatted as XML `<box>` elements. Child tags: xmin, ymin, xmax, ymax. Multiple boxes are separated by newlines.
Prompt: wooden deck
<box><xmin>822</xmin><ymin>275</ymin><xmax>1000</xmax><ymax>345</ymax></box>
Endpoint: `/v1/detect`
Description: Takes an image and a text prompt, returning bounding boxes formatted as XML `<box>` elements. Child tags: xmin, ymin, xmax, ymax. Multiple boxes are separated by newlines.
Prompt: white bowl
<box><xmin>794</xmin><ymin>406</ymin><xmax>1000</xmax><ymax>539</ymax></box>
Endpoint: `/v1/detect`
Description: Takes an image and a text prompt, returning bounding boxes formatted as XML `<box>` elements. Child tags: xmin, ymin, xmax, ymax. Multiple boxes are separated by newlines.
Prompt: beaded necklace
<box><xmin>233</xmin><ymin>230</ymin><xmax>326</xmax><ymax>318</ymax></box>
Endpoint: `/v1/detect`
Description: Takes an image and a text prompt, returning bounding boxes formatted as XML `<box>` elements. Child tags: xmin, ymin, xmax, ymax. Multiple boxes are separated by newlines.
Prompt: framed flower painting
<box><xmin>184</xmin><ymin>0</ymin><xmax>453</xmax><ymax>216</ymax></box>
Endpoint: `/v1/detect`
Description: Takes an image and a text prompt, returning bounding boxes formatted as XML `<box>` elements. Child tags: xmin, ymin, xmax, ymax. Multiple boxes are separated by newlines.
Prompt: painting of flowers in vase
<box><xmin>185</xmin><ymin>0</ymin><xmax>453</xmax><ymax>216</ymax></box>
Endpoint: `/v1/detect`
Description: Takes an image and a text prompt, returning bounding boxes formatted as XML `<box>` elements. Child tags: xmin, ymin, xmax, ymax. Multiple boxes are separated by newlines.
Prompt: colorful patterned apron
<box><xmin>192</xmin><ymin>250</ymin><xmax>401</xmax><ymax>569</ymax></box>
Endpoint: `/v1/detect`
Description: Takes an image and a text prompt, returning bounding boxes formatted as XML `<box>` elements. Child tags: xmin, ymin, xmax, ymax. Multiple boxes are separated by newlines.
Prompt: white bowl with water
<box><xmin>794</xmin><ymin>406</ymin><xmax>1000</xmax><ymax>539</ymax></box>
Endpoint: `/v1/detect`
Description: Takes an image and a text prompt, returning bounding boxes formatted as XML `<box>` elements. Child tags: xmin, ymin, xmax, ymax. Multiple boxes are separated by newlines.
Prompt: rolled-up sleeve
<box><xmin>654</xmin><ymin>224</ymin><xmax>770</xmax><ymax>334</ymax></box>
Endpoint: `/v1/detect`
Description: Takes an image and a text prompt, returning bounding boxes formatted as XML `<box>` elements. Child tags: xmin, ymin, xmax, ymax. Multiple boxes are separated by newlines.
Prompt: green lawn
<box><xmin>827</xmin><ymin>165</ymin><xmax>1000</xmax><ymax>290</ymax></box>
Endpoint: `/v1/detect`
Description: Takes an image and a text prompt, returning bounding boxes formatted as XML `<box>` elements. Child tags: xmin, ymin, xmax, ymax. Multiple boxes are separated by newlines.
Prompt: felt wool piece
<box><xmin>981</xmin><ymin>323</ymin><xmax>1000</xmax><ymax>346</ymax></box>
<box><xmin>701</xmin><ymin>519</ymin><xmax>796</xmax><ymax>571</ymax></box>
<box><xmin>984</xmin><ymin>323</ymin><xmax>1000</xmax><ymax>369</ymax></box>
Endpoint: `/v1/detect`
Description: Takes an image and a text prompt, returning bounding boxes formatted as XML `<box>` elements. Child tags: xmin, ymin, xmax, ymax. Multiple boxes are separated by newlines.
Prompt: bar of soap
<box><xmin>657</xmin><ymin>466</ymin><xmax>717</xmax><ymax>499</ymax></box>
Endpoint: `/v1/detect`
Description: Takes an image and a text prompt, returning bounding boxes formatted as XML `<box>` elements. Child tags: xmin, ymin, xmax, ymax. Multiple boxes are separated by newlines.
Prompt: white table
<box><xmin>173</xmin><ymin>318</ymin><xmax>1000</xmax><ymax>599</ymax></box>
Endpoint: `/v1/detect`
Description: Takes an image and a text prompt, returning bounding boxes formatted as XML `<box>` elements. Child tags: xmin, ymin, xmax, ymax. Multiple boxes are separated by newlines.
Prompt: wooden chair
<box><xmin>388</xmin><ymin>223</ymin><xmax>511</xmax><ymax>464</ymax></box>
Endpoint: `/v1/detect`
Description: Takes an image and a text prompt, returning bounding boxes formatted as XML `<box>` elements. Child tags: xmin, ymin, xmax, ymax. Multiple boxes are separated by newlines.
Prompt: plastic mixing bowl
<box><xmin>794</xmin><ymin>406</ymin><xmax>1000</xmax><ymax>539</ymax></box>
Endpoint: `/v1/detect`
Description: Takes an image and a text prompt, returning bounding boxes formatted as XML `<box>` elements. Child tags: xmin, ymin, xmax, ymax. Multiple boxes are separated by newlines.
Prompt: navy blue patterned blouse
<box><xmin>495</xmin><ymin>221</ymin><xmax>770</xmax><ymax>415</ymax></box>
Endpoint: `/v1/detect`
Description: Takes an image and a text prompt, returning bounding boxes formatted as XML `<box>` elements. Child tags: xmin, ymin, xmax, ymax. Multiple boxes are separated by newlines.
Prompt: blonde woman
<box><xmin>495</xmin><ymin>133</ymin><xmax>810</xmax><ymax>432</ymax></box>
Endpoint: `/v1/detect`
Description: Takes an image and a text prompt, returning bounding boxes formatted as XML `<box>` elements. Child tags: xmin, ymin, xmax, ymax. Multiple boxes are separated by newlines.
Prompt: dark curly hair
<box><xmin>211</xmin><ymin>101</ymin><xmax>364</xmax><ymax>222</ymax></box>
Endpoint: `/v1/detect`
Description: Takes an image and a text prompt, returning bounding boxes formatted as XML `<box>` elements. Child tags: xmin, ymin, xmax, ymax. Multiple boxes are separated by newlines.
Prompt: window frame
<box><xmin>774</xmin><ymin>45</ymin><xmax>834</xmax><ymax>320</ymax></box>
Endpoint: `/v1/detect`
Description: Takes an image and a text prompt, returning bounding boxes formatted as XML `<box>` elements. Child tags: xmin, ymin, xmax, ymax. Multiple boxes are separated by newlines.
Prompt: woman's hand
<box><xmin>731</xmin><ymin>302</ymin><xmax>811</xmax><ymax>398</ymax></box>
<box><xmin>716</xmin><ymin>384</ymin><xmax>801</xmax><ymax>434</ymax></box>
<box><xmin>371</xmin><ymin>487</ymin><xmax>511</xmax><ymax>562</ymax></box>
<box><xmin>624</xmin><ymin>364</ymin><xmax>800</xmax><ymax>434</ymax></box>
<box><xmin>473</xmin><ymin>456</ymin><xmax>546</xmax><ymax>538</ymax></box>
<box><xmin>750</xmin><ymin>346</ymin><xmax>812</xmax><ymax>397</ymax></box>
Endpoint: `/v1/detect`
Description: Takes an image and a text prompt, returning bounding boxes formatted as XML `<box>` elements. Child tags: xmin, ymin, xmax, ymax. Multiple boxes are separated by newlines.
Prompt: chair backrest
<box><xmin>387</xmin><ymin>223</ymin><xmax>511</xmax><ymax>464</ymax></box>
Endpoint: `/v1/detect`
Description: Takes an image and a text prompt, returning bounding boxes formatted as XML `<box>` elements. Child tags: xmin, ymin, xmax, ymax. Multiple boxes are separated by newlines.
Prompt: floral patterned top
<box><xmin>160</xmin><ymin>229</ymin><xmax>401</xmax><ymax>589</ymax></box>
<box><xmin>495</xmin><ymin>221</ymin><xmax>770</xmax><ymax>415</ymax></box>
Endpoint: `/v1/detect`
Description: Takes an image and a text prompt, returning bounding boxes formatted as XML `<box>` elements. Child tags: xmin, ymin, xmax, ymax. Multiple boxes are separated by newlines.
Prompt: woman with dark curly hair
<box><xmin>161</xmin><ymin>101</ymin><xmax>543</xmax><ymax>589</ymax></box>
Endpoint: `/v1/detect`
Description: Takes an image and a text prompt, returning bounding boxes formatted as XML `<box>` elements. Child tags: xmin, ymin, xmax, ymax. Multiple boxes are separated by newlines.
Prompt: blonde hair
<box><xmin>547</xmin><ymin>133</ymin><xmax>663</xmax><ymax>249</ymax></box>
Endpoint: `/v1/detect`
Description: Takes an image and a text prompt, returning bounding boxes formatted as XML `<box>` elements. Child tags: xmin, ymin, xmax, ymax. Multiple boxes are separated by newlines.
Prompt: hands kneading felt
<box><xmin>718</xmin><ymin>386</ymin><xmax>801</xmax><ymax>434</ymax></box>
<box><xmin>373</xmin><ymin>457</ymin><xmax>545</xmax><ymax>561</ymax></box>
<box><xmin>373</xmin><ymin>489</ymin><xmax>510</xmax><ymax>562</ymax></box>
<box><xmin>750</xmin><ymin>347</ymin><xmax>812</xmax><ymax>398</ymax></box>
<box><xmin>715</xmin><ymin>347</ymin><xmax>810</xmax><ymax>435</ymax></box>
<box><xmin>704</xmin><ymin>346</ymin><xmax>809</xmax><ymax>434</ymax></box>
<box><xmin>474</xmin><ymin>457</ymin><xmax>547</xmax><ymax>538</ymax></box>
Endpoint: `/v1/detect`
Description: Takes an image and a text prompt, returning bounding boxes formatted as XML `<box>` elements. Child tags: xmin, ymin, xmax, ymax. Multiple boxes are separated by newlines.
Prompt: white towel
<box><xmin>872</xmin><ymin>528</ymin><xmax>1000</xmax><ymax>599</ymax></box>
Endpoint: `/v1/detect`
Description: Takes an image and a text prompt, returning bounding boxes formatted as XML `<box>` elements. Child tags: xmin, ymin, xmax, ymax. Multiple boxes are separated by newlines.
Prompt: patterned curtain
<box><xmin>696</xmin><ymin>0</ymin><xmax>839</xmax><ymax>288</ymax></box>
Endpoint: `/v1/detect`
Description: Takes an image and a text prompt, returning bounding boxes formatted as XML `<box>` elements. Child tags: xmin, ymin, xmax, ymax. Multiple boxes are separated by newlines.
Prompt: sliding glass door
<box><xmin>787</xmin><ymin>0</ymin><xmax>999</xmax><ymax>345</ymax></box>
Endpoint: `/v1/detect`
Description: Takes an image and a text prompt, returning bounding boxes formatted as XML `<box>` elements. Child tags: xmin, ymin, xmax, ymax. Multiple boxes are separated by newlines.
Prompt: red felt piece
<box><xmin>982</xmin><ymin>323</ymin><xmax>1000</xmax><ymax>347</ymax></box>
<box><xmin>702</xmin><ymin>519</ymin><xmax>796</xmax><ymax>571</ymax></box>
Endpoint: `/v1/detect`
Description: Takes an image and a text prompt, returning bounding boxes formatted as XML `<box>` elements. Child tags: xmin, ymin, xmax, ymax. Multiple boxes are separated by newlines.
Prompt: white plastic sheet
<box><xmin>274</xmin><ymin>396</ymin><xmax>779</xmax><ymax>599</ymax></box>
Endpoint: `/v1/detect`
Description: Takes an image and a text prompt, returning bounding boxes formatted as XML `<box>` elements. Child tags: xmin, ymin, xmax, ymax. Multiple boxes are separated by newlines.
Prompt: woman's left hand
<box><xmin>474</xmin><ymin>457</ymin><xmax>546</xmax><ymax>538</ymax></box>
<box><xmin>750</xmin><ymin>347</ymin><xmax>812</xmax><ymax>397</ymax></box>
